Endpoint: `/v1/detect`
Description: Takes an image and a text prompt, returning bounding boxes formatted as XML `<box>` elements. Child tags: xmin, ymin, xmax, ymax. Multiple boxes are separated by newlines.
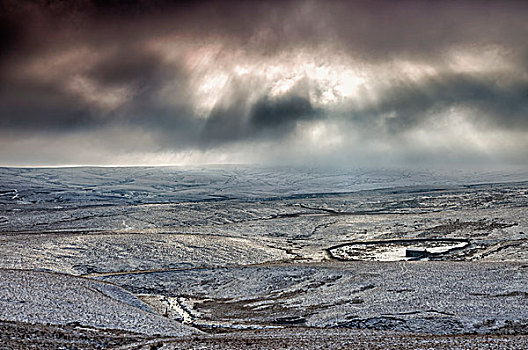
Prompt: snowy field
<box><xmin>1</xmin><ymin>166</ymin><xmax>528</xmax><ymax>347</ymax></box>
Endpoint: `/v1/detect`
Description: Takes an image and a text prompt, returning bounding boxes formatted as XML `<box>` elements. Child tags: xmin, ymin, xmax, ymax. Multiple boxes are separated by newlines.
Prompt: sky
<box><xmin>1</xmin><ymin>0</ymin><xmax>527</xmax><ymax>167</ymax></box>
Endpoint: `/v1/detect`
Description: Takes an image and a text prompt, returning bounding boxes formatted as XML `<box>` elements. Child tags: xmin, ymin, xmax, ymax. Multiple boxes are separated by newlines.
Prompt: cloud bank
<box><xmin>1</xmin><ymin>0</ymin><xmax>527</xmax><ymax>166</ymax></box>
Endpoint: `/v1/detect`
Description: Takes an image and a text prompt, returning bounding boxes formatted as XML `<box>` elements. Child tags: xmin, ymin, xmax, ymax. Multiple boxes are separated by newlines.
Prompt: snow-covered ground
<box><xmin>0</xmin><ymin>269</ymin><xmax>198</xmax><ymax>336</ymax></box>
<box><xmin>0</xmin><ymin>166</ymin><xmax>527</xmax><ymax>343</ymax></box>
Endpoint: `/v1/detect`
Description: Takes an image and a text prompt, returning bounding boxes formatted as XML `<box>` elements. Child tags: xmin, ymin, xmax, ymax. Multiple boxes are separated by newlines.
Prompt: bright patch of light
<box><xmin>270</xmin><ymin>75</ymin><xmax>303</xmax><ymax>96</ymax></box>
<box><xmin>194</xmin><ymin>72</ymin><xmax>230</xmax><ymax>115</ymax></box>
<box><xmin>446</xmin><ymin>45</ymin><xmax>514</xmax><ymax>74</ymax></box>
<box><xmin>150</xmin><ymin>37</ymin><xmax>370</xmax><ymax>112</ymax></box>
<box><xmin>297</xmin><ymin>120</ymin><xmax>343</xmax><ymax>151</ymax></box>
<box><xmin>391</xmin><ymin>60</ymin><xmax>437</xmax><ymax>80</ymax></box>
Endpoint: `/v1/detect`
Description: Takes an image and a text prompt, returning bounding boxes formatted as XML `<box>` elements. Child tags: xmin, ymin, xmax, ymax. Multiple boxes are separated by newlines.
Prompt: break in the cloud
<box><xmin>0</xmin><ymin>0</ymin><xmax>527</xmax><ymax>166</ymax></box>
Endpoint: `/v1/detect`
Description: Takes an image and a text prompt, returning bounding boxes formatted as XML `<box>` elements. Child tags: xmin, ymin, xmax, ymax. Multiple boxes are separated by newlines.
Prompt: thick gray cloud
<box><xmin>0</xmin><ymin>79</ymin><xmax>93</xmax><ymax>130</ymax></box>
<box><xmin>0</xmin><ymin>0</ymin><xmax>527</xmax><ymax>166</ymax></box>
<box><xmin>202</xmin><ymin>94</ymin><xmax>320</xmax><ymax>144</ymax></box>
<box><xmin>347</xmin><ymin>73</ymin><xmax>528</xmax><ymax>133</ymax></box>
<box><xmin>250</xmin><ymin>95</ymin><xmax>318</xmax><ymax>129</ymax></box>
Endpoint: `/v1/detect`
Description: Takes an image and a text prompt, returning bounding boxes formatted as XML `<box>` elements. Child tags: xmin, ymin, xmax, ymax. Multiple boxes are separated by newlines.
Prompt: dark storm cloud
<box><xmin>87</xmin><ymin>50</ymin><xmax>162</xmax><ymax>87</ymax></box>
<box><xmin>250</xmin><ymin>95</ymin><xmax>318</xmax><ymax>129</ymax></box>
<box><xmin>1</xmin><ymin>0</ymin><xmax>528</xmax><ymax>165</ymax></box>
<box><xmin>0</xmin><ymin>79</ymin><xmax>93</xmax><ymax>130</ymax></box>
<box><xmin>324</xmin><ymin>1</ymin><xmax>528</xmax><ymax>61</ymax></box>
<box><xmin>348</xmin><ymin>73</ymin><xmax>528</xmax><ymax>133</ymax></box>
<box><xmin>5</xmin><ymin>0</ymin><xmax>526</xmax><ymax>64</ymax></box>
<box><xmin>201</xmin><ymin>94</ymin><xmax>320</xmax><ymax>144</ymax></box>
